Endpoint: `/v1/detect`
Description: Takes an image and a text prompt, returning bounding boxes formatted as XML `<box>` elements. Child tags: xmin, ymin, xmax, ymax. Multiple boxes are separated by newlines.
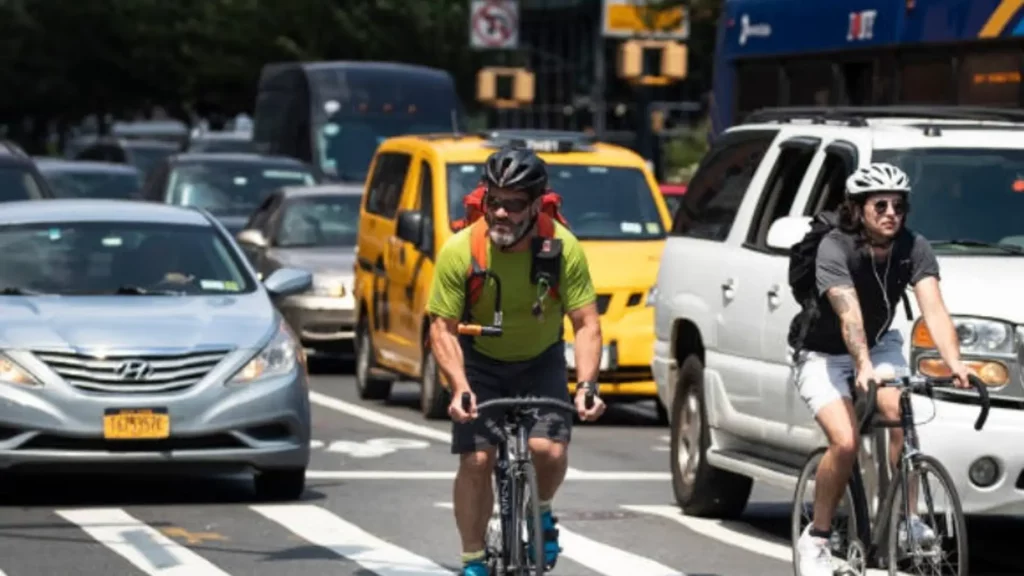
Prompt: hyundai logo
<box><xmin>115</xmin><ymin>359</ymin><xmax>154</xmax><ymax>381</ymax></box>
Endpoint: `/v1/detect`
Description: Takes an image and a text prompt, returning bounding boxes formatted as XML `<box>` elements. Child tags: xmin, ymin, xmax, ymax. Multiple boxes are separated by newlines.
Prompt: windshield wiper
<box><xmin>0</xmin><ymin>286</ymin><xmax>45</xmax><ymax>295</ymax></box>
<box><xmin>111</xmin><ymin>285</ymin><xmax>185</xmax><ymax>296</ymax></box>
<box><xmin>930</xmin><ymin>239</ymin><xmax>1024</xmax><ymax>254</ymax></box>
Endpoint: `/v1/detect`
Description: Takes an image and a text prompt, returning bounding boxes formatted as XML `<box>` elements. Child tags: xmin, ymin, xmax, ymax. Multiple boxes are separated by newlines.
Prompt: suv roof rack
<box><xmin>742</xmin><ymin>106</ymin><xmax>1024</xmax><ymax>127</ymax></box>
<box><xmin>478</xmin><ymin>129</ymin><xmax>596</xmax><ymax>153</ymax></box>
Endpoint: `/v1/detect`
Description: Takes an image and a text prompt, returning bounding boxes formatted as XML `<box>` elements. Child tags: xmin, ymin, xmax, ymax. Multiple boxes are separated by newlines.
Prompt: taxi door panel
<box><xmin>386</xmin><ymin>156</ymin><xmax>426</xmax><ymax>367</ymax></box>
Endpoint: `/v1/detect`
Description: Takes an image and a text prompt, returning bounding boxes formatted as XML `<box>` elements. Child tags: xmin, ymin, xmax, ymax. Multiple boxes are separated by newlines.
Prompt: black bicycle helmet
<box><xmin>483</xmin><ymin>145</ymin><xmax>548</xmax><ymax>198</ymax></box>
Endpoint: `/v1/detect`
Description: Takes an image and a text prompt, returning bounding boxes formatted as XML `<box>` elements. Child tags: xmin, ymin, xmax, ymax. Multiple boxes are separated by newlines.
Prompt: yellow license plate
<box><xmin>103</xmin><ymin>408</ymin><xmax>170</xmax><ymax>440</ymax></box>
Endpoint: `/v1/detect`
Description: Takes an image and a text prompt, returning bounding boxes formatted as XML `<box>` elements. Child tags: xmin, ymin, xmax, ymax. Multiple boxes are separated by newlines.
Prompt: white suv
<box><xmin>652</xmin><ymin>107</ymin><xmax>1024</xmax><ymax>519</ymax></box>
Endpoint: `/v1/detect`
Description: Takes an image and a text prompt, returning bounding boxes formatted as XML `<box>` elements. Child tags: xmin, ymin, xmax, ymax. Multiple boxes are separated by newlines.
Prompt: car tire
<box><xmin>420</xmin><ymin>348</ymin><xmax>450</xmax><ymax>420</ymax></box>
<box><xmin>254</xmin><ymin>467</ymin><xmax>306</xmax><ymax>501</ymax></box>
<box><xmin>670</xmin><ymin>354</ymin><xmax>752</xmax><ymax>518</ymax></box>
<box><xmin>355</xmin><ymin>323</ymin><xmax>392</xmax><ymax>400</ymax></box>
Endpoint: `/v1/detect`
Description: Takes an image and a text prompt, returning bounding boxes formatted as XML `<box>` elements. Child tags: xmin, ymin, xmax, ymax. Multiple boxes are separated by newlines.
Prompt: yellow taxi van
<box><xmin>352</xmin><ymin>130</ymin><xmax>672</xmax><ymax>421</ymax></box>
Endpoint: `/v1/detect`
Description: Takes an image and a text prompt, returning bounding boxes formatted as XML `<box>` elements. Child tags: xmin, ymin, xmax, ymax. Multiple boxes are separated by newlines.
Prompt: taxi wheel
<box><xmin>420</xmin><ymin>349</ymin><xmax>450</xmax><ymax>420</ymax></box>
<box><xmin>254</xmin><ymin>467</ymin><xmax>306</xmax><ymax>501</ymax></box>
<box><xmin>670</xmin><ymin>354</ymin><xmax>752</xmax><ymax>518</ymax></box>
<box><xmin>355</xmin><ymin>323</ymin><xmax>392</xmax><ymax>400</ymax></box>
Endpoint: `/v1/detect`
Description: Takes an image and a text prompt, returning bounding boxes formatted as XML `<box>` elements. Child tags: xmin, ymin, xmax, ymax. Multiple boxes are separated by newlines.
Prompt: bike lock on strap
<box><xmin>458</xmin><ymin>270</ymin><xmax>504</xmax><ymax>337</ymax></box>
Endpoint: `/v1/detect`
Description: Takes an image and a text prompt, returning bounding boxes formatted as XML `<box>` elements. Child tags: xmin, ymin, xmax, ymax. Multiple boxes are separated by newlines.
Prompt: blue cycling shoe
<box><xmin>462</xmin><ymin>560</ymin><xmax>489</xmax><ymax>576</ymax></box>
<box><xmin>528</xmin><ymin>510</ymin><xmax>562</xmax><ymax>569</ymax></box>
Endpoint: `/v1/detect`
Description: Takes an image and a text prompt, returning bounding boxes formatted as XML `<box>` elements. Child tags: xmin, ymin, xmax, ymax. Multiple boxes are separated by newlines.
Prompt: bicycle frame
<box><xmin>491</xmin><ymin>407</ymin><xmax>533</xmax><ymax>570</ymax></box>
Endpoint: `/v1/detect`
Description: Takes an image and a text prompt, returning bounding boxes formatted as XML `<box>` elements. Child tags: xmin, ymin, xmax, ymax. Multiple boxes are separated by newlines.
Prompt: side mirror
<box><xmin>396</xmin><ymin>210</ymin><xmax>424</xmax><ymax>246</ymax></box>
<box><xmin>766</xmin><ymin>216</ymin><xmax>813</xmax><ymax>251</ymax></box>
<box><xmin>263</xmin><ymin>267</ymin><xmax>312</xmax><ymax>298</ymax></box>
<box><xmin>236</xmin><ymin>229</ymin><xmax>268</xmax><ymax>248</ymax></box>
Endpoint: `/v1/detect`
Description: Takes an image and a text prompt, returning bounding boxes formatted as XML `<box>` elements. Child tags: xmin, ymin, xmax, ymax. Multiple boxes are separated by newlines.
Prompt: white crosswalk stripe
<box><xmin>55</xmin><ymin>508</ymin><xmax>232</xmax><ymax>575</ymax></box>
<box><xmin>24</xmin><ymin>499</ymin><xmax>938</xmax><ymax>575</ymax></box>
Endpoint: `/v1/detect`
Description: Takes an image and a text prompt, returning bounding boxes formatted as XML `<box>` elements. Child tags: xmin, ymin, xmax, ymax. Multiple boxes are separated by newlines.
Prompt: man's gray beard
<box><xmin>488</xmin><ymin>226</ymin><xmax>516</xmax><ymax>246</ymax></box>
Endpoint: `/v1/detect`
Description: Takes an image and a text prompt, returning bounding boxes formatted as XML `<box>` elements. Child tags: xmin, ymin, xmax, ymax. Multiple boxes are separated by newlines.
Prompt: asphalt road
<box><xmin>0</xmin><ymin>357</ymin><xmax>1019</xmax><ymax>575</ymax></box>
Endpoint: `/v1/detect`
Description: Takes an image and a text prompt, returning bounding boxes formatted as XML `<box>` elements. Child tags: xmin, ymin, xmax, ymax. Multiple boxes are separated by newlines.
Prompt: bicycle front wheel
<box><xmin>791</xmin><ymin>447</ymin><xmax>865</xmax><ymax>576</ymax></box>
<box><xmin>886</xmin><ymin>454</ymin><xmax>968</xmax><ymax>576</ymax></box>
<box><xmin>521</xmin><ymin>461</ymin><xmax>546</xmax><ymax>576</ymax></box>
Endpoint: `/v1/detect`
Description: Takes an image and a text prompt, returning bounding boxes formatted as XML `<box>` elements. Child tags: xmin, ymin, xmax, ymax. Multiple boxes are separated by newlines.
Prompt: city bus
<box><xmin>252</xmin><ymin>61</ymin><xmax>465</xmax><ymax>182</ymax></box>
<box><xmin>709</xmin><ymin>0</ymin><xmax>1024</xmax><ymax>137</ymax></box>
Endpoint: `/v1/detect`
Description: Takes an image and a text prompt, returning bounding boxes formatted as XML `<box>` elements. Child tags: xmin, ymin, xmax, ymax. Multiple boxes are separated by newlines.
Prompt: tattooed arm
<box><xmin>826</xmin><ymin>286</ymin><xmax>872</xmax><ymax>372</ymax></box>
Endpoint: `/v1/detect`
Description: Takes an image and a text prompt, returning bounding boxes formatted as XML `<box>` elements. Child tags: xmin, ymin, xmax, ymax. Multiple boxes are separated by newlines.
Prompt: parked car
<box><xmin>73</xmin><ymin>136</ymin><xmax>180</xmax><ymax>178</ymax></box>
<box><xmin>353</xmin><ymin>129</ymin><xmax>672</xmax><ymax>419</ymax></box>
<box><xmin>236</xmin><ymin>184</ymin><xmax>361</xmax><ymax>356</ymax></box>
<box><xmin>139</xmin><ymin>152</ymin><xmax>319</xmax><ymax>234</ymax></box>
<box><xmin>652</xmin><ymin>106</ymin><xmax>1024</xmax><ymax>518</ymax></box>
<box><xmin>0</xmin><ymin>198</ymin><xmax>313</xmax><ymax>499</ymax></box>
<box><xmin>0</xmin><ymin>142</ymin><xmax>56</xmax><ymax>201</ymax></box>
<box><xmin>34</xmin><ymin>158</ymin><xmax>143</xmax><ymax>200</ymax></box>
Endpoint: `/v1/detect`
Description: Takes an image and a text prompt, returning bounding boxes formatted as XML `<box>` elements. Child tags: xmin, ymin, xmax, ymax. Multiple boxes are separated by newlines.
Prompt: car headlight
<box><xmin>912</xmin><ymin>316</ymin><xmax>1013</xmax><ymax>355</ymax></box>
<box><xmin>229</xmin><ymin>322</ymin><xmax>300</xmax><ymax>384</ymax></box>
<box><xmin>312</xmin><ymin>275</ymin><xmax>347</xmax><ymax>297</ymax></box>
<box><xmin>0</xmin><ymin>354</ymin><xmax>41</xmax><ymax>387</ymax></box>
<box><xmin>646</xmin><ymin>285</ymin><xmax>658</xmax><ymax>307</ymax></box>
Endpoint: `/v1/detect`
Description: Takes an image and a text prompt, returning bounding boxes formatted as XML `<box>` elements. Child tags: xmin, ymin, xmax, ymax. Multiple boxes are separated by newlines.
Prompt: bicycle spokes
<box><xmin>888</xmin><ymin>460</ymin><xmax>965</xmax><ymax>575</ymax></box>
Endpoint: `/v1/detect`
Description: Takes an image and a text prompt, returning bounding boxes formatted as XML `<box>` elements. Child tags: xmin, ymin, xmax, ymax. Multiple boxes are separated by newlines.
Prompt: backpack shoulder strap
<box><xmin>532</xmin><ymin>214</ymin><xmax>561</xmax><ymax>301</ymax></box>
<box><xmin>466</xmin><ymin>220</ymin><xmax>489</xmax><ymax>311</ymax></box>
<box><xmin>894</xmin><ymin>229</ymin><xmax>916</xmax><ymax>321</ymax></box>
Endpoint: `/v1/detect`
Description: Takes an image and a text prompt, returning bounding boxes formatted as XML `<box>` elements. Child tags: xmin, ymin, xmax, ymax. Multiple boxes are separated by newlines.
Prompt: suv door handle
<box><xmin>767</xmin><ymin>284</ymin><xmax>781</xmax><ymax>308</ymax></box>
<box><xmin>721</xmin><ymin>278</ymin><xmax>736</xmax><ymax>300</ymax></box>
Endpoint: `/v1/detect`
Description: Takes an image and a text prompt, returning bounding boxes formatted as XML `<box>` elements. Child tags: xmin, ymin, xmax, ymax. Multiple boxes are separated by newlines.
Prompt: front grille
<box><xmin>34</xmin><ymin>349</ymin><xmax>232</xmax><ymax>393</ymax></box>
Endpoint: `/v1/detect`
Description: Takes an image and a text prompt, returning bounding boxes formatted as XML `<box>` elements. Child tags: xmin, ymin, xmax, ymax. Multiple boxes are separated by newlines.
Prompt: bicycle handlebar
<box><xmin>854</xmin><ymin>374</ymin><xmax>990</xmax><ymax>432</ymax></box>
<box><xmin>461</xmin><ymin>389</ymin><xmax>594</xmax><ymax>414</ymax></box>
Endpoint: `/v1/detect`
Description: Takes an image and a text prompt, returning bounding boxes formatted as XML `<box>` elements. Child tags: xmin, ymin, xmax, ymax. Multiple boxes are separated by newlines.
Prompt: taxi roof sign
<box><xmin>602</xmin><ymin>0</ymin><xmax>689</xmax><ymax>40</ymax></box>
<box><xmin>479</xmin><ymin>129</ymin><xmax>597</xmax><ymax>153</ymax></box>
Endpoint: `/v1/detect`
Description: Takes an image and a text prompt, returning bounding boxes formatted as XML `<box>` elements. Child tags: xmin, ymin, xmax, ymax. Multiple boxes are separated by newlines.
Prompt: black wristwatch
<box><xmin>577</xmin><ymin>381</ymin><xmax>599</xmax><ymax>396</ymax></box>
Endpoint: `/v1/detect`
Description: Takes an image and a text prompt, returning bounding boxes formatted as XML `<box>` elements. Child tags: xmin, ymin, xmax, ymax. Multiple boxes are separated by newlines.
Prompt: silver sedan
<box><xmin>0</xmin><ymin>199</ymin><xmax>313</xmax><ymax>500</ymax></box>
<box><xmin>236</xmin><ymin>184</ymin><xmax>360</xmax><ymax>356</ymax></box>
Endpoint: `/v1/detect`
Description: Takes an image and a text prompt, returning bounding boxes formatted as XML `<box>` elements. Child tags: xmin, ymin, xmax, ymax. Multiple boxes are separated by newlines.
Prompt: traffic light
<box><xmin>477</xmin><ymin>67</ymin><xmax>535</xmax><ymax>109</ymax></box>
<box><xmin>617</xmin><ymin>40</ymin><xmax>687</xmax><ymax>86</ymax></box>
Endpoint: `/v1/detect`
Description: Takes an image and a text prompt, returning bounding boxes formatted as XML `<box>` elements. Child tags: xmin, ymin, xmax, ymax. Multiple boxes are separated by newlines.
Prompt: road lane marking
<box><xmin>252</xmin><ymin>503</ymin><xmax>451</xmax><ymax>575</ymax></box>
<box><xmin>56</xmin><ymin>508</ymin><xmax>230</xmax><ymax>575</ymax></box>
<box><xmin>308</xmin><ymin>390</ymin><xmax>584</xmax><ymax>474</ymax></box>
<box><xmin>306</xmin><ymin>470</ymin><xmax>672</xmax><ymax>481</ymax></box>
<box><xmin>624</xmin><ymin>505</ymin><xmax>899</xmax><ymax>576</ymax></box>
<box><xmin>435</xmin><ymin>502</ymin><xmax>683</xmax><ymax>576</ymax></box>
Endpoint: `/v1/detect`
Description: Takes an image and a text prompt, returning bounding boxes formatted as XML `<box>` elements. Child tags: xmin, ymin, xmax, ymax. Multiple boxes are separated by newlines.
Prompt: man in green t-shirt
<box><xmin>427</xmin><ymin>145</ymin><xmax>606</xmax><ymax>575</ymax></box>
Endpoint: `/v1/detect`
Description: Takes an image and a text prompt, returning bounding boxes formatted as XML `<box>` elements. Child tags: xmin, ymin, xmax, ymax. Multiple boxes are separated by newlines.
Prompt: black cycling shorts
<box><xmin>451</xmin><ymin>340</ymin><xmax>573</xmax><ymax>454</ymax></box>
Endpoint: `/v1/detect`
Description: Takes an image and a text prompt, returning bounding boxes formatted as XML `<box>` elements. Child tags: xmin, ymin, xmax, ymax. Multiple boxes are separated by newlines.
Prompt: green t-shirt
<box><xmin>426</xmin><ymin>222</ymin><xmax>596</xmax><ymax>361</ymax></box>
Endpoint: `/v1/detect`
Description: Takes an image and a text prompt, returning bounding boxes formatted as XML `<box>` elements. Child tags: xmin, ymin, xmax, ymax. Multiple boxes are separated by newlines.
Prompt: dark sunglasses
<box><xmin>484</xmin><ymin>194</ymin><xmax>531</xmax><ymax>213</ymax></box>
<box><xmin>871</xmin><ymin>198</ymin><xmax>907</xmax><ymax>215</ymax></box>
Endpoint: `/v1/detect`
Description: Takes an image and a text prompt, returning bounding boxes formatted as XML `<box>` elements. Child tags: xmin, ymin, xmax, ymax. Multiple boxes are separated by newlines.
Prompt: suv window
<box><xmin>875</xmin><ymin>147</ymin><xmax>1024</xmax><ymax>252</ymax></box>
<box><xmin>418</xmin><ymin>160</ymin><xmax>435</xmax><ymax>255</ymax></box>
<box><xmin>365</xmin><ymin>152</ymin><xmax>411</xmax><ymax>219</ymax></box>
<box><xmin>745</xmin><ymin>140</ymin><xmax>818</xmax><ymax>249</ymax></box>
<box><xmin>671</xmin><ymin>129</ymin><xmax>777</xmax><ymax>241</ymax></box>
<box><xmin>805</xmin><ymin>144</ymin><xmax>857</xmax><ymax>216</ymax></box>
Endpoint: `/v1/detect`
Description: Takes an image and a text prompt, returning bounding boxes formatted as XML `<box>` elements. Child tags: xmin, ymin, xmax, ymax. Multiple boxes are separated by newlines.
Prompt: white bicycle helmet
<box><xmin>845</xmin><ymin>162</ymin><xmax>911</xmax><ymax>198</ymax></box>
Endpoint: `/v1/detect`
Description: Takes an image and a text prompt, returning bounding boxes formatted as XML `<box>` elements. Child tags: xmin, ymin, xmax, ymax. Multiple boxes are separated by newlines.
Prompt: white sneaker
<box><xmin>796</xmin><ymin>524</ymin><xmax>834</xmax><ymax>576</ymax></box>
<box><xmin>898</xmin><ymin>515</ymin><xmax>937</xmax><ymax>550</ymax></box>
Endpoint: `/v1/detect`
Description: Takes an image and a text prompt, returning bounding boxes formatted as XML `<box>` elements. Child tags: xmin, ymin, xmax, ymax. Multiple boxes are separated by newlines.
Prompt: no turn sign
<box><xmin>469</xmin><ymin>0</ymin><xmax>519</xmax><ymax>50</ymax></box>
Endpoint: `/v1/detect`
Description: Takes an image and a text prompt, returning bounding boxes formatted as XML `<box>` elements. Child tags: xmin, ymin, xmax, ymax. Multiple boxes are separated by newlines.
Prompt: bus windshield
<box><xmin>315</xmin><ymin>113</ymin><xmax>451</xmax><ymax>183</ymax></box>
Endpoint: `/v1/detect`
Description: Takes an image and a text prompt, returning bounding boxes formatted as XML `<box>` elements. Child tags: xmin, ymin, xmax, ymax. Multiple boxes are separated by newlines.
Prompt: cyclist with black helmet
<box><xmin>791</xmin><ymin>163</ymin><xmax>973</xmax><ymax>576</ymax></box>
<box><xmin>427</xmin><ymin>145</ymin><xmax>607</xmax><ymax>575</ymax></box>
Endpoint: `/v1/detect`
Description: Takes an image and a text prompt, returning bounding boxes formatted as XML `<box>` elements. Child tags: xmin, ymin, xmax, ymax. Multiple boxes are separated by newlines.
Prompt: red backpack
<box><xmin>453</xmin><ymin>185</ymin><xmax>569</xmax><ymax>310</ymax></box>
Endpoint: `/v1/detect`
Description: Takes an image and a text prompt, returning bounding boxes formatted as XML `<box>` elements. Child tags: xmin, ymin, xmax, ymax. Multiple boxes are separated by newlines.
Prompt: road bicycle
<box><xmin>454</xmin><ymin>269</ymin><xmax>596</xmax><ymax>575</ymax></box>
<box><xmin>791</xmin><ymin>374</ymin><xmax>990</xmax><ymax>576</ymax></box>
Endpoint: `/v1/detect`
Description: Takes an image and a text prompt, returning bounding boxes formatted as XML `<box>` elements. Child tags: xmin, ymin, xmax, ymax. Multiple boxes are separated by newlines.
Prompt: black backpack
<box><xmin>787</xmin><ymin>211</ymin><xmax>913</xmax><ymax>361</ymax></box>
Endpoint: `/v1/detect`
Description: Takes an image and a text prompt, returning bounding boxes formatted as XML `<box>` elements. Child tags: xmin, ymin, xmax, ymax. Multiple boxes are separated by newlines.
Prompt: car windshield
<box><xmin>315</xmin><ymin>114</ymin><xmax>451</xmax><ymax>183</ymax></box>
<box><xmin>0</xmin><ymin>221</ymin><xmax>253</xmax><ymax>296</ymax></box>
<box><xmin>445</xmin><ymin>163</ymin><xmax>666</xmax><ymax>240</ymax></box>
<box><xmin>873</xmin><ymin>148</ymin><xmax>1024</xmax><ymax>254</ymax></box>
<box><xmin>168</xmin><ymin>161</ymin><xmax>317</xmax><ymax>217</ymax></box>
<box><xmin>42</xmin><ymin>169</ymin><xmax>142</xmax><ymax>200</ymax></box>
<box><xmin>188</xmin><ymin>139</ymin><xmax>256</xmax><ymax>154</ymax></box>
<box><xmin>276</xmin><ymin>195</ymin><xmax>361</xmax><ymax>247</ymax></box>
<box><xmin>0</xmin><ymin>165</ymin><xmax>47</xmax><ymax>201</ymax></box>
<box><xmin>127</xmin><ymin>145</ymin><xmax>177</xmax><ymax>176</ymax></box>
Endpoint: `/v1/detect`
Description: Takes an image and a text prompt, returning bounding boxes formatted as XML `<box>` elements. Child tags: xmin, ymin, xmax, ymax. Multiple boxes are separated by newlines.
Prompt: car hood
<box><xmin>579</xmin><ymin>240</ymin><xmax>665</xmax><ymax>290</ymax></box>
<box><xmin>0</xmin><ymin>294</ymin><xmax>276</xmax><ymax>351</ymax></box>
<box><xmin>917</xmin><ymin>254</ymin><xmax>1024</xmax><ymax>324</ymax></box>
<box><xmin>271</xmin><ymin>246</ymin><xmax>356</xmax><ymax>275</ymax></box>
